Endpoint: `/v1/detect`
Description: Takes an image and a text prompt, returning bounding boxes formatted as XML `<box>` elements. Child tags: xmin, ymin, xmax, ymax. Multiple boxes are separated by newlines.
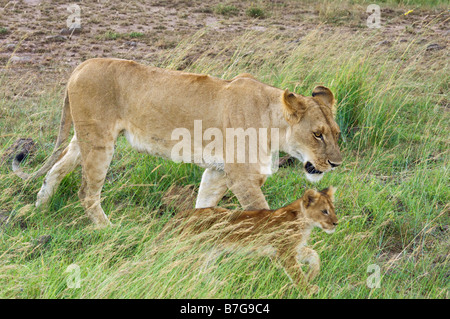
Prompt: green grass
<box><xmin>128</xmin><ymin>31</ymin><xmax>145</xmax><ymax>38</ymax></box>
<box><xmin>98</xmin><ymin>30</ymin><xmax>121</xmax><ymax>40</ymax></box>
<box><xmin>0</xmin><ymin>23</ymin><xmax>448</xmax><ymax>298</ymax></box>
<box><xmin>214</xmin><ymin>4</ymin><xmax>239</xmax><ymax>16</ymax></box>
<box><xmin>246</xmin><ymin>6</ymin><xmax>267</xmax><ymax>19</ymax></box>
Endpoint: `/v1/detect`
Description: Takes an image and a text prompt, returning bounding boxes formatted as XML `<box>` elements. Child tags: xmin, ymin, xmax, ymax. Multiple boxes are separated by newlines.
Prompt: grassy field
<box><xmin>0</xmin><ymin>0</ymin><xmax>448</xmax><ymax>299</ymax></box>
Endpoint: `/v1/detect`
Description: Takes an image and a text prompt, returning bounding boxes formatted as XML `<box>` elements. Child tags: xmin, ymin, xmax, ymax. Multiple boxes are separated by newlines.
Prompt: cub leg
<box><xmin>195</xmin><ymin>168</ymin><xmax>228</xmax><ymax>208</ymax></box>
<box><xmin>36</xmin><ymin>136</ymin><xmax>81</xmax><ymax>207</ymax></box>
<box><xmin>276</xmin><ymin>250</ymin><xmax>308</xmax><ymax>288</ymax></box>
<box><xmin>78</xmin><ymin>135</ymin><xmax>116</xmax><ymax>226</ymax></box>
<box><xmin>297</xmin><ymin>247</ymin><xmax>320</xmax><ymax>282</ymax></box>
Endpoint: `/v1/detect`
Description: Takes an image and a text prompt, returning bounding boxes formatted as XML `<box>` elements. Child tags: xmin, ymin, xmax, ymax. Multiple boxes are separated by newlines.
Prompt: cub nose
<box><xmin>328</xmin><ymin>160</ymin><xmax>341</xmax><ymax>168</ymax></box>
<box><xmin>333</xmin><ymin>222</ymin><xmax>338</xmax><ymax>226</ymax></box>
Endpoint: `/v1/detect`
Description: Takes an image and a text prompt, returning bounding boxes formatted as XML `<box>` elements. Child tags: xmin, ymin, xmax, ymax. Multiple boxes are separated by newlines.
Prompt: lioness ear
<box><xmin>303</xmin><ymin>189</ymin><xmax>319</xmax><ymax>207</ymax></box>
<box><xmin>321</xmin><ymin>186</ymin><xmax>337</xmax><ymax>202</ymax></box>
<box><xmin>312</xmin><ymin>86</ymin><xmax>336</xmax><ymax>116</ymax></box>
<box><xmin>281</xmin><ymin>89</ymin><xmax>307</xmax><ymax>124</ymax></box>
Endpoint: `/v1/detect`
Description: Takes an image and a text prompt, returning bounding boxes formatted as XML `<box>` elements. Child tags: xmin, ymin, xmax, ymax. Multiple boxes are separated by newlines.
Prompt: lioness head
<box><xmin>302</xmin><ymin>186</ymin><xmax>338</xmax><ymax>234</ymax></box>
<box><xmin>282</xmin><ymin>86</ymin><xmax>342</xmax><ymax>182</ymax></box>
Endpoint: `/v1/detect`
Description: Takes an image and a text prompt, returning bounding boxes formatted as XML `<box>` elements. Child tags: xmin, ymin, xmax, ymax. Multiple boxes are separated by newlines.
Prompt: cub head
<box><xmin>302</xmin><ymin>186</ymin><xmax>338</xmax><ymax>234</ymax></box>
<box><xmin>281</xmin><ymin>86</ymin><xmax>342</xmax><ymax>182</ymax></box>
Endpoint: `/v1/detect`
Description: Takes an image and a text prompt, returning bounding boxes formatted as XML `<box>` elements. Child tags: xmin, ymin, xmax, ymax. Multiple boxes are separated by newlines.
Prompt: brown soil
<box><xmin>0</xmin><ymin>1</ymin><xmax>448</xmax><ymax>94</ymax></box>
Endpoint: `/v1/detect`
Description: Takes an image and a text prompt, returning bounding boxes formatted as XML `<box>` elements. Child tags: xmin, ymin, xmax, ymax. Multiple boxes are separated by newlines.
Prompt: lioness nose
<box><xmin>333</xmin><ymin>222</ymin><xmax>338</xmax><ymax>226</ymax></box>
<box><xmin>328</xmin><ymin>160</ymin><xmax>341</xmax><ymax>168</ymax></box>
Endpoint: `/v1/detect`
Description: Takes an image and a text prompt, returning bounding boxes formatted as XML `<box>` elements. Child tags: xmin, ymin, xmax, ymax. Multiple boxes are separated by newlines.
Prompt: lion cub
<box><xmin>164</xmin><ymin>186</ymin><xmax>338</xmax><ymax>289</ymax></box>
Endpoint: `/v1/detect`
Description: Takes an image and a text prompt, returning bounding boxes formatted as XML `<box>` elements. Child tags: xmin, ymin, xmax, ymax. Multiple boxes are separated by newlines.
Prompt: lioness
<box><xmin>14</xmin><ymin>58</ymin><xmax>342</xmax><ymax>226</ymax></box>
<box><xmin>162</xmin><ymin>186</ymin><xmax>338</xmax><ymax>290</ymax></box>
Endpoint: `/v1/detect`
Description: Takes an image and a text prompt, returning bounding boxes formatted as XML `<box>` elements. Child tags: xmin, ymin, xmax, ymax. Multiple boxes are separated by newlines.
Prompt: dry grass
<box><xmin>0</xmin><ymin>0</ymin><xmax>448</xmax><ymax>299</ymax></box>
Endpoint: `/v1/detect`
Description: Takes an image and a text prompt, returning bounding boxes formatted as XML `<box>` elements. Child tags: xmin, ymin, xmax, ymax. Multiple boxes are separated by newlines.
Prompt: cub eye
<box><xmin>313</xmin><ymin>132</ymin><xmax>323</xmax><ymax>139</ymax></box>
<box><xmin>321</xmin><ymin>210</ymin><xmax>329</xmax><ymax>215</ymax></box>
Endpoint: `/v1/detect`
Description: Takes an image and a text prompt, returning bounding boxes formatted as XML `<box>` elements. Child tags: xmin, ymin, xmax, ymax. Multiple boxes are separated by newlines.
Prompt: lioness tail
<box><xmin>13</xmin><ymin>88</ymin><xmax>73</xmax><ymax>180</ymax></box>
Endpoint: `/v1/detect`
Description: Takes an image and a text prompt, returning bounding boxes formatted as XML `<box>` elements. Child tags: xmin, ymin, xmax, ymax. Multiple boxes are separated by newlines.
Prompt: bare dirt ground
<box><xmin>0</xmin><ymin>0</ymin><xmax>448</xmax><ymax>96</ymax></box>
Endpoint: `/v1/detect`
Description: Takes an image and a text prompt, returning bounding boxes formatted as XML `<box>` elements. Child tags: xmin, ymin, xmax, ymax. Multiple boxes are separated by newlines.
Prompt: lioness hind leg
<box><xmin>36</xmin><ymin>136</ymin><xmax>81</xmax><ymax>207</ymax></box>
<box><xmin>78</xmin><ymin>137</ymin><xmax>116</xmax><ymax>226</ymax></box>
<box><xmin>226</xmin><ymin>172</ymin><xmax>269</xmax><ymax>210</ymax></box>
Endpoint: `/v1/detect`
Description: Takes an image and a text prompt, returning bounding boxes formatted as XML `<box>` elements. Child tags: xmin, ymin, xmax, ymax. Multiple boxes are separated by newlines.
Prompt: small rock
<box><xmin>9</xmin><ymin>56</ymin><xmax>33</xmax><ymax>64</ymax></box>
<box><xmin>60</xmin><ymin>27</ymin><xmax>82</xmax><ymax>35</ymax></box>
<box><xmin>287</xmin><ymin>38</ymin><xmax>302</xmax><ymax>44</ymax></box>
<box><xmin>4</xmin><ymin>43</ymin><xmax>16</xmax><ymax>51</ymax></box>
<box><xmin>376</xmin><ymin>40</ymin><xmax>390</xmax><ymax>46</ymax></box>
<box><xmin>125</xmin><ymin>41</ymin><xmax>137</xmax><ymax>47</ymax></box>
<box><xmin>426</xmin><ymin>43</ymin><xmax>445</xmax><ymax>51</ymax></box>
<box><xmin>45</xmin><ymin>35</ymin><xmax>68</xmax><ymax>42</ymax></box>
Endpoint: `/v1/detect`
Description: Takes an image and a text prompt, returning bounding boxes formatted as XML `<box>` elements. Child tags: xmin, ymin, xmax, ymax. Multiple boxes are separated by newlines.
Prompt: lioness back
<box><xmin>68</xmin><ymin>58</ymin><xmax>278</xmax><ymax>160</ymax></box>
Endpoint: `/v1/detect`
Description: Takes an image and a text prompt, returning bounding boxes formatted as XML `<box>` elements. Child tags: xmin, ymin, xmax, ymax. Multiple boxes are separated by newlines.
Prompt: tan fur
<box><xmin>165</xmin><ymin>187</ymin><xmax>338</xmax><ymax>291</ymax></box>
<box><xmin>20</xmin><ymin>58</ymin><xmax>342</xmax><ymax>225</ymax></box>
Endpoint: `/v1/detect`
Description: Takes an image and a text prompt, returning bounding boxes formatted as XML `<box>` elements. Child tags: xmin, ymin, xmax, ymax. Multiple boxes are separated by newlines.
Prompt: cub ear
<box><xmin>312</xmin><ymin>86</ymin><xmax>337</xmax><ymax>116</ymax></box>
<box><xmin>303</xmin><ymin>189</ymin><xmax>319</xmax><ymax>208</ymax></box>
<box><xmin>281</xmin><ymin>89</ymin><xmax>307</xmax><ymax>125</ymax></box>
<box><xmin>321</xmin><ymin>186</ymin><xmax>337</xmax><ymax>202</ymax></box>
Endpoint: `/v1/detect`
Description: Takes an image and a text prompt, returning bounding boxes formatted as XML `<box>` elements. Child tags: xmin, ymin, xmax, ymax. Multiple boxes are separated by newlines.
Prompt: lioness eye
<box><xmin>321</xmin><ymin>210</ymin><xmax>328</xmax><ymax>215</ymax></box>
<box><xmin>314</xmin><ymin>132</ymin><xmax>323</xmax><ymax>139</ymax></box>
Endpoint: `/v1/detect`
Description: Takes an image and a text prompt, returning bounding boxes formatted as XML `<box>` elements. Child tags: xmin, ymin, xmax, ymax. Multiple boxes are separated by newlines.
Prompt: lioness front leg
<box><xmin>195</xmin><ymin>169</ymin><xmax>228</xmax><ymax>208</ymax></box>
<box><xmin>226</xmin><ymin>173</ymin><xmax>269</xmax><ymax>210</ymax></box>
